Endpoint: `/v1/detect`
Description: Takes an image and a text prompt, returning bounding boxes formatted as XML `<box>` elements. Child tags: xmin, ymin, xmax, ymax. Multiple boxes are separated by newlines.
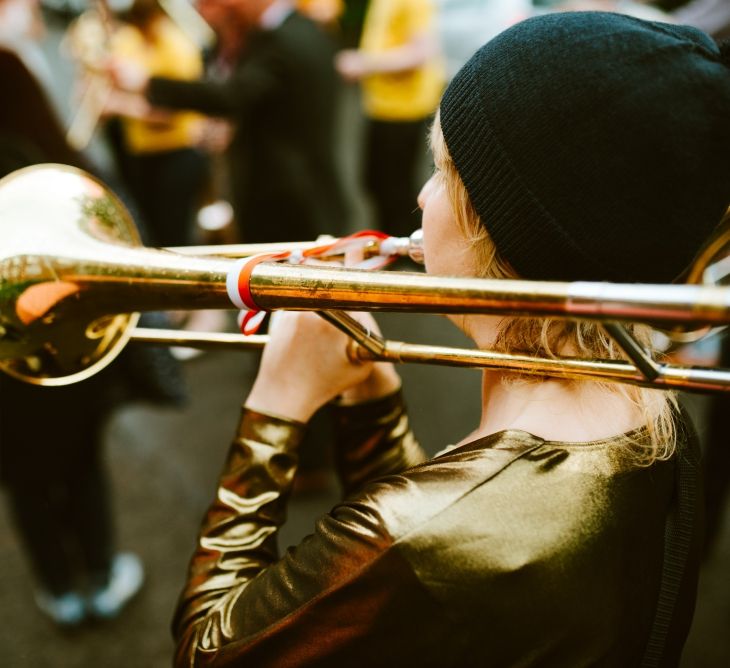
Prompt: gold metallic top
<box><xmin>173</xmin><ymin>393</ymin><xmax>699</xmax><ymax>667</ymax></box>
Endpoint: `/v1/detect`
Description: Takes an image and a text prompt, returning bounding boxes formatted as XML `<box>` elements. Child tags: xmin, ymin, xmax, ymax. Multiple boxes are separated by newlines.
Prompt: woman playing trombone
<box><xmin>173</xmin><ymin>12</ymin><xmax>730</xmax><ymax>667</ymax></box>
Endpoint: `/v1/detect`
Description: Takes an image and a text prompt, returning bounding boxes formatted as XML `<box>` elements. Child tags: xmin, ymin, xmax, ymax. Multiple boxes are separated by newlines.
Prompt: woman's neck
<box><xmin>471</xmin><ymin>369</ymin><xmax>645</xmax><ymax>444</ymax></box>
<box><xmin>455</xmin><ymin>314</ymin><xmax>646</xmax><ymax>445</ymax></box>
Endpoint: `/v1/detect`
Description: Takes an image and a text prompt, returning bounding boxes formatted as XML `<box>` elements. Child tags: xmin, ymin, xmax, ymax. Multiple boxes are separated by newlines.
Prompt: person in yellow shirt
<box><xmin>109</xmin><ymin>0</ymin><xmax>209</xmax><ymax>247</ymax></box>
<box><xmin>336</xmin><ymin>0</ymin><xmax>444</xmax><ymax>238</ymax></box>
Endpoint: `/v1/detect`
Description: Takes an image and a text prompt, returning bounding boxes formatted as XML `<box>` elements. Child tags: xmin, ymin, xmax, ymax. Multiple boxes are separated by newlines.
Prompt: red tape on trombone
<box><xmin>226</xmin><ymin>252</ymin><xmax>288</xmax><ymax>335</ymax></box>
<box><xmin>226</xmin><ymin>231</ymin><xmax>399</xmax><ymax>335</ymax></box>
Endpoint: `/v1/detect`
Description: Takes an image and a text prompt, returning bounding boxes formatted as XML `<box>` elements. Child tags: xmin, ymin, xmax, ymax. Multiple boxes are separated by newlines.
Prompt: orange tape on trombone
<box><xmin>227</xmin><ymin>230</ymin><xmax>398</xmax><ymax>335</ymax></box>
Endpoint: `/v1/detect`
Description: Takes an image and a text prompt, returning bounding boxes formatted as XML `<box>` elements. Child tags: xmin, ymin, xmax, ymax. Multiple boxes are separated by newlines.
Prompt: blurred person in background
<box><xmin>105</xmin><ymin>0</ymin><xmax>227</xmax><ymax>346</ymax></box>
<box><xmin>0</xmin><ymin>0</ymin><xmax>185</xmax><ymax>627</ymax></box>
<box><xmin>335</xmin><ymin>0</ymin><xmax>445</xmax><ymax>239</ymax></box>
<box><xmin>0</xmin><ymin>0</ymin><xmax>79</xmax><ymax>169</ymax></box>
<box><xmin>338</xmin><ymin>0</ymin><xmax>369</xmax><ymax>46</ymax></box>
<box><xmin>110</xmin><ymin>0</ymin><xmax>348</xmax><ymax>487</ymax></box>
<box><xmin>0</xmin><ymin>0</ymin><xmax>53</xmax><ymax>82</ymax></box>
<box><xmin>111</xmin><ymin>0</ymin><xmax>348</xmax><ymax>245</ymax></box>
<box><xmin>106</xmin><ymin>0</ymin><xmax>210</xmax><ymax>249</ymax></box>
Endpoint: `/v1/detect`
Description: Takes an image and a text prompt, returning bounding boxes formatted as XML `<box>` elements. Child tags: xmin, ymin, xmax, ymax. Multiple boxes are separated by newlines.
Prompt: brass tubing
<box><xmin>318</xmin><ymin>310</ymin><xmax>730</xmax><ymax>393</ymax></box>
<box><xmin>130</xmin><ymin>328</ymin><xmax>267</xmax><ymax>350</ymax></box>
<box><xmin>166</xmin><ymin>229</ymin><xmax>423</xmax><ymax>263</ymax></box>
<box><xmin>602</xmin><ymin>322</ymin><xmax>661</xmax><ymax>381</ymax></box>
<box><xmin>45</xmin><ymin>246</ymin><xmax>233</xmax><ymax>314</ymax></box>
<box><xmin>317</xmin><ymin>311</ymin><xmax>388</xmax><ymax>358</ymax></box>
<box><xmin>24</xmin><ymin>254</ymin><xmax>730</xmax><ymax>326</ymax></box>
<box><xmin>129</xmin><ymin>326</ymin><xmax>730</xmax><ymax>393</ymax></box>
<box><xmin>656</xmin><ymin>364</ymin><xmax>730</xmax><ymax>392</ymax></box>
<box><xmin>248</xmin><ymin>263</ymin><xmax>730</xmax><ymax>325</ymax></box>
<box><xmin>166</xmin><ymin>241</ymin><xmax>329</xmax><ymax>258</ymax></box>
<box><xmin>362</xmin><ymin>342</ymin><xmax>730</xmax><ymax>393</ymax></box>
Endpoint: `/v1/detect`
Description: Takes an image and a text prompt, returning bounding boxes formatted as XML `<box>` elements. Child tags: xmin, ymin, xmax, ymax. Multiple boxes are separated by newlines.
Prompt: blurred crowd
<box><xmin>1</xmin><ymin>0</ymin><xmax>730</xmax><ymax>648</ymax></box>
<box><xmin>4</xmin><ymin>0</ymin><xmax>730</xmax><ymax>251</ymax></box>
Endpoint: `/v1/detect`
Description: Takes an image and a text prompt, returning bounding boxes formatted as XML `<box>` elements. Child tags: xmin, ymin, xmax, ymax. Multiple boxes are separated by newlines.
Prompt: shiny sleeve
<box><xmin>331</xmin><ymin>389</ymin><xmax>427</xmax><ymax>497</ymax></box>
<box><xmin>172</xmin><ymin>408</ymin><xmax>305</xmax><ymax>657</ymax></box>
<box><xmin>172</xmin><ymin>405</ymin><xmax>444</xmax><ymax>668</ymax></box>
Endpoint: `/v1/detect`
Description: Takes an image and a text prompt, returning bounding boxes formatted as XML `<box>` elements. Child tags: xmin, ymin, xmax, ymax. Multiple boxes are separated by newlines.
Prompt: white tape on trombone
<box><xmin>227</xmin><ymin>253</ymin><xmax>287</xmax><ymax>311</ymax></box>
<box><xmin>226</xmin><ymin>256</ymin><xmax>254</xmax><ymax>310</ymax></box>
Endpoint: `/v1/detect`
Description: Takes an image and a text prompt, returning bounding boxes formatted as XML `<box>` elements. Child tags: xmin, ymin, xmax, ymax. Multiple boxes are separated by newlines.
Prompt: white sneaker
<box><xmin>35</xmin><ymin>590</ymin><xmax>86</xmax><ymax>627</ymax></box>
<box><xmin>86</xmin><ymin>552</ymin><xmax>144</xmax><ymax>619</ymax></box>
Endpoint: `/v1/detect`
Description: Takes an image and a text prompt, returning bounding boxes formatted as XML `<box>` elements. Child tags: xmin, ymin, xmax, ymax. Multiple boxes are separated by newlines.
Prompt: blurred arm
<box><xmin>147</xmin><ymin>52</ymin><xmax>280</xmax><ymax>117</ymax></box>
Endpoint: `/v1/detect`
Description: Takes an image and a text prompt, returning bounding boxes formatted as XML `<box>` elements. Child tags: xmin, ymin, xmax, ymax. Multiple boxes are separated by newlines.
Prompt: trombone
<box><xmin>2</xmin><ymin>164</ymin><xmax>730</xmax><ymax>391</ymax></box>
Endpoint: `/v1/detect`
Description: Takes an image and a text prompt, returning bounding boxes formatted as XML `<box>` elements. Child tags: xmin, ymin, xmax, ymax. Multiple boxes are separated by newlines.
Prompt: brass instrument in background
<box><xmin>64</xmin><ymin>0</ymin><xmax>216</xmax><ymax>150</ymax></box>
<box><xmin>64</xmin><ymin>3</ymin><xmax>115</xmax><ymax>150</ymax></box>
<box><xmin>2</xmin><ymin>164</ymin><xmax>730</xmax><ymax>391</ymax></box>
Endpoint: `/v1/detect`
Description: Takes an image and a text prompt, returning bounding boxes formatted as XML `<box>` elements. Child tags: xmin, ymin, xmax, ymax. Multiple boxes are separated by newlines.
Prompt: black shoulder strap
<box><xmin>640</xmin><ymin>419</ymin><xmax>701</xmax><ymax>668</ymax></box>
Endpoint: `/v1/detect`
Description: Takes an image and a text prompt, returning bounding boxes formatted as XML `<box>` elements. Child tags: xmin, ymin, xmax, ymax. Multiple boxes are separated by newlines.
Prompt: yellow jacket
<box><xmin>360</xmin><ymin>0</ymin><xmax>444</xmax><ymax>121</ymax></box>
<box><xmin>112</xmin><ymin>17</ymin><xmax>203</xmax><ymax>153</ymax></box>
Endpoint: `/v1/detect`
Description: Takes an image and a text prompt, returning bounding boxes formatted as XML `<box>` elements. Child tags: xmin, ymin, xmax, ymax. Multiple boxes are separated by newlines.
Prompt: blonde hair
<box><xmin>430</xmin><ymin>114</ymin><xmax>677</xmax><ymax>463</ymax></box>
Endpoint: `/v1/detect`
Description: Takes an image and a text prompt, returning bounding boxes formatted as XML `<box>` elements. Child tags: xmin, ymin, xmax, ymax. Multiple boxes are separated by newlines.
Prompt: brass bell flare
<box><xmin>0</xmin><ymin>164</ymin><xmax>231</xmax><ymax>385</ymax></box>
<box><xmin>3</xmin><ymin>164</ymin><xmax>730</xmax><ymax>392</ymax></box>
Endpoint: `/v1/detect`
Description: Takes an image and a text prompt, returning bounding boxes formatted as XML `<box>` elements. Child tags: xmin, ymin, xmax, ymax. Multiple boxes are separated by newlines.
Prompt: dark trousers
<box><xmin>124</xmin><ymin>147</ymin><xmax>209</xmax><ymax>247</ymax></box>
<box><xmin>5</xmin><ymin>445</ymin><xmax>113</xmax><ymax>594</ymax></box>
<box><xmin>365</xmin><ymin>117</ymin><xmax>429</xmax><ymax>238</ymax></box>
<box><xmin>1</xmin><ymin>378</ymin><xmax>114</xmax><ymax>595</ymax></box>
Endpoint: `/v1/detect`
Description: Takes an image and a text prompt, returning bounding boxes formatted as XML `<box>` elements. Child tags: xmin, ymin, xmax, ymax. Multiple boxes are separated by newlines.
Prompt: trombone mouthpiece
<box><xmin>378</xmin><ymin>229</ymin><xmax>424</xmax><ymax>264</ymax></box>
<box><xmin>407</xmin><ymin>229</ymin><xmax>424</xmax><ymax>264</ymax></box>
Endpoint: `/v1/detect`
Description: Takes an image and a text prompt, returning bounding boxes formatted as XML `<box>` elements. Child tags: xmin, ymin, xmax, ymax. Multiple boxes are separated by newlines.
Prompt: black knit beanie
<box><xmin>440</xmin><ymin>12</ymin><xmax>730</xmax><ymax>283</ymax></box>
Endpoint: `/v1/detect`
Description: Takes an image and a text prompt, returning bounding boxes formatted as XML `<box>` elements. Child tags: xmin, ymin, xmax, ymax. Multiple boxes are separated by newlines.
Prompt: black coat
<box><xmin>0</xmin><ymin>48</ymin><xmax>89</xmax><ymax>173</ymax></box>
<box><xmin>148</xmin><ymin>11</ymin><xmax>347</xmax><ymax>243</ymax></box>
<box><xmin>0</xmin><ymin>48</ymin><xmax>186</xmax><ymax>483</ymax></box>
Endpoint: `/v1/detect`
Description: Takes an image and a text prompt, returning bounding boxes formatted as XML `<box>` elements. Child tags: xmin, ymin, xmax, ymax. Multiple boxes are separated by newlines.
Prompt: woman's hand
<box><xmin>245</xmin><ymin>311</ymin><xmax>400</xmax><ymax>423</ymax></box>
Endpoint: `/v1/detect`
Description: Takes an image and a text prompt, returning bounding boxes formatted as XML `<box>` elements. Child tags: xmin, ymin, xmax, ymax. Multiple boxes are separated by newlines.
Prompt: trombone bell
<box><xmin>0</xmin><ymin>165</ymin><xmax>141</xmax><ymax>385</ymax></box>
<box><xmin>3</xmin><ymin>165</ymin><xmax>730</xmax><ymax>392</ymax></box>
